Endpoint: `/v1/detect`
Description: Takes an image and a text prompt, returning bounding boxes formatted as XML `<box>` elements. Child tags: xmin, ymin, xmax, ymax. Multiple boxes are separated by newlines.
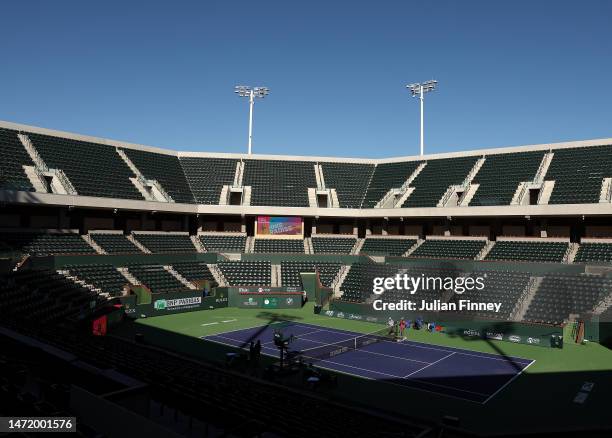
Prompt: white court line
<box><xmin>482</xmin><ymin>359</ymin><xmax>536</xmax><ymax>404</ymax></box>
<box><xmin>221</xmin><ymin>319</ymin><xmax>237</xmax><ymax>323</ymax></box>
<box><xmin>201</xmin><ymin>322</ymin><xmax>219</xmax><ymax>327</ymax></box>
<box><xmin>403</xmin><ymin>352</ymin><xmax>455</xmax><ymax>378</ymax></box>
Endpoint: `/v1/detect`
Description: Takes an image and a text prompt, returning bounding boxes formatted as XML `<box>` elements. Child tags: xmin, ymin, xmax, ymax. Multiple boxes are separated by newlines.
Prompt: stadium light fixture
<box><xmin>235</xmin><ymin>85</ymin><xmax>270</xmax><ymax>155</ymax></box>
<box><xmin>406</xmin><ymin>80</ymin><xmax>438</xmax><ymax>156</ymax></box>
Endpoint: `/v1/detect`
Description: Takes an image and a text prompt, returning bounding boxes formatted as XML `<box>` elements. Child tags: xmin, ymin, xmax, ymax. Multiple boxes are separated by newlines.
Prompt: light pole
<box><xmin>235</xmin><ymin>85</ymin><xmax>270</xmax><ymax>154</ymax></box>
<box><xmin>406</xmin><ymin>80</ymin><xmax>438</xmax><ymax>156</ymax></box>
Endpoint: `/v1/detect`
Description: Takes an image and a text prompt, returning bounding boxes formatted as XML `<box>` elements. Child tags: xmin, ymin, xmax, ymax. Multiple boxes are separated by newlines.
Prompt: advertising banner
<box><xmin>256</xmin><ymin>216</ymin><xmax>303</xmax><ymax>237</ymax></box>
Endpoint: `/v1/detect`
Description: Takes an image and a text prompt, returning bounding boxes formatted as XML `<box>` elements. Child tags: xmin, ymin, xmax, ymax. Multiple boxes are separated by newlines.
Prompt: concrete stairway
<box><xmin>82</xmin><ymin>234</ymin><xmax>106</xmax><ymax>255</ymax></box>
<box><xmin>164</xmin><ymin>265</ymin><xmax>197</xmax><ymax>290</ymax></box>
<box><xmin>127</xmin><ymin>235</ymin><xmax>151</xmax><ymax>253</ymax></box>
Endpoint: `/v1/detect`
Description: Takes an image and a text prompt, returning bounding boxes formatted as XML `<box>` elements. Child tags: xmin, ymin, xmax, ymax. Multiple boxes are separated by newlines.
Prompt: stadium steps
<box><xmin>476</xmin><ymin>240</ymin><xmax>495</xmax><ymax>260</ymax></box>
<box><xmin>82</xmin><ymin>234</ymin><xmax>106</xmax><ymax>255</ymax></box>
<box><xmin>164</xmin><ymin>266</ymin><xmax>197</xmax><ymax>290</ymax></box>
<box><xmin>592</xmin><ymin>289</ymin><xmax>612</xmax><ymax>315</ymax></box>
<box><xmin>304</xmin><ymin>237</ymin><xmax>313</xmax><ymax>254</ymax></box>
<box><xmin>332</xmin><ymin>265</ymin><xmax>352</xmax><ymax>297</ymax></box>
<box><xmin>458</xmin><ymin>183</ymin><xmax>480</xmax><ymax>206</ymax></box>
<box><xmin>233</xmin><ymin>160</ymin><xmax>245</xmax><ymax>187</ymax></box>
<box><xmin>190</xmin><ymin>235</ymin><xmax>206</xmax><ymax>253</ymax></box>
<box><xmin>510</xmin><ymin>152</ymin><xmax>555</xmax><ymax>206</ymax></box>
<box><xmin>438</xmin><ymin>157</ymin><xmax>486</xmax><ymax>207</ymax></box>
<box><xmin>402</xmin><ymin>239</ymin><xmax>424</xmax><ymax>257</ymax></box>
<box><xmin>127</xmin><ymin>234</ymin><xmax>152</xmax><ymax>253</ymax></box>
<box><xmin>242</xmin><ymin>186</ymin><xmax>252</xmax><ymax>205</ymax></box>
<box><xmin>564</xmin><ymin>242</ymin><xmax>580</xmax><ymax>264</ymax></box>
<box><xmin>117</xmin><ymin>267</ymin><xmax>139</xmax><ymax>286</ymax></box>
<box><xmin>22</xmin><ymin>165</ymin><xmax>47</xmax><ymax>192</ymax></box>
<box><xmin>59</xmin><ymin>269</ymin><xmax>108</xmax><ymax>298</ymax></box>
<box><xmin>376</xmin><ymin>162</ymin><xmax>426</xmax><ymax>208</ymax></box>
<box><xmin>600</xmin><ymin>178</ymin><xmax>612</xmax><ymax>203</ymax></box>
<box><xmin>271</xmin><ymin>264</ymin><xmax>280</xmax><ymax>287</ymax></box>
<box><xmin>351</xmin><ymin>238</ymin><xmax>365</xmax><ymax>255</ymax></box>
<box><xmin>116</xmin><ymin>148</ymin><xmax>173</xmax><ymax>202</ymax></box>
<box><xmin>537</xmin><ymin>180</ymin><xmax>555</xmax><ymax>204</ymax></box>
<box><xmin>245</xmin><ymin>236</ymin><xmax>255</xmax><ymax>253</ymax></box>
<box><xmin>512</xmin><ymin>276</ymin><xmax>543</xmax><ymax>322</ymax></box>
<box><xmin>206</xmin><ymin>264</ymin><xmax>228</xmax><ymax>287</ymax></box>
<box><xmin>535</xmin><ymin>151</ymin><xmax>555</xmax><ymax>182</ymax></box>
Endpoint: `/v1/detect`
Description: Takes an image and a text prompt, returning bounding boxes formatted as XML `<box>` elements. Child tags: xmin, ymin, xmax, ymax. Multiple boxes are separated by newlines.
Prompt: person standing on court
<box><xmin>399</xmin><ymin>318</ymin><xmax>407</xmax><ymax>339</ymax></box>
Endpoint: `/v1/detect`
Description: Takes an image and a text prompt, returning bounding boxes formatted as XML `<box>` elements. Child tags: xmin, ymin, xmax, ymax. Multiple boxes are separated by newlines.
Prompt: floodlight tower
<box><xmin>235</xmin><ymin>85</ymin><xmax>270</xmax><ymax>155</ymax></box>
<box><xmin>406</xmin><ymin>80</ymin><xmax>438</xmax><ymax>156</ymax></box>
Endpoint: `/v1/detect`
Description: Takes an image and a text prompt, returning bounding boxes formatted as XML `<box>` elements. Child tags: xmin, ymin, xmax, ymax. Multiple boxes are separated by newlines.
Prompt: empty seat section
<box><xmin>320</xmin><ymin>162</ymin><xmax>375</xmax><ymax>208</ymax></box>
<box><xmin>199</xmin><ymin>235</ymin><xmax>246</xmax><ymax>253</ymax></box>
<box><xmin>409</xmin><ymin>239</ymin><xmax>486</xmax><ymax>259</ymax></box>
<box><xmin>90</xmin><ymin>234</ymin><xmax>141</xmax><ymax>254</ymax></box>
<box><xmin>180</xmin><ymin>157</ymin><xmax>238</xmax><ymax>204</ymax></box>
<box><xmin>360</xmin><ymin>238</ymin><xmax>417</xmax><ymax>256</ymax></box>
<box><xmin>0</xmin><ymin>128</ymin><xmax>34</xmax><ymax>191</ymax></box>
<box><xmin>574</xmin><ymin>243</ymin><xmax>612</xmax><ymax>263</ymax></box>
<box><xmin>546</xmin><ymin>145</ymin><xmax>612</xmax><ymax>204</ymax></box>
<box><xmin>133</xmin><ymin>234</ymin><xmax>197</xmax><ymax>253</ymax></box>
<box><xmin>485</xmin><ymin>241</ymin><xmax>568</xmax><ymax>262</ymax></box>
<box><xmin>403</xmin><ymin>156</ymin><xmax>478</xmax><ymax>207</ymax></box>
<box><xmin>243</xmin><ymin>160</ymin><xmax>316</xmax><ymax>207</ymax></box>
<box><xmin>0</xmin><ymin>232</ymin><xmax>96</xmax><ymax>256</ymax></box>
<box><xmin>524</xmin><ymin>274</ymin><xmax>612</xmax><ymax>325</ymax></box>
<box><xmin>171</xmin><ymin>261</ymin><xmax>218</xmax><ymax>287</ymax></box>
<box><xmin>123</xmin><ymin>149</ymin><xmax>194</xmax><ymax>203</ymax></box>
<box><xmin>469</xmin><ymin>151</ymin><xmax>545</xmax><ymax>206</ymax></box>
<box><xmin>217</xmin><ymin>261</ymin><xmax>271</xmax><ymax>286</ymax></box>
<box><xmin>27</xmin><ymin>132</ymin><xmax>144</xmax><ymax>200</ymax></box>
<box><xmin>64</xmin><ymin>264</ymin><xmax>127</xmax><ymax>297</ymax></box>
<box><xmin>362</xmin><ymin>161</ymin><xmax>423</xmax><ymax>208</ymax></box>
<box><xmin>281</xmin><ymin>262</ymin><xmax>341</xmax><ymax>288</ymax></box>
<box><xmin>311</xmin><ymin>237</ymin><xmax>356</xmax><ymax>254</ymax></box>
<box><xmin>126</xmin><ymin>264</ymin><xmax>188</xmax><ymax>293</ymax></box>
<box><xmin>253</xmin><ymin>239</ymin><xmax>304</xmax><ymax>254</ymax></box>
<box><xmin>340</xmin><ymin>262</ymin><xmax>395</xmax><ymax>302</ymax></box>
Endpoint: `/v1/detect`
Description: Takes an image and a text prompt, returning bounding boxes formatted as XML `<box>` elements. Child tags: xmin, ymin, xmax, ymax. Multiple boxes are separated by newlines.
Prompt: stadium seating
<box><xmin>180</xmin><ymin>157</ymin><xmax>238</xmax><ymax>204</ymax></box>
<box><xmin>217</xmin><ymin>261</ymin><xmax>271</xmax><ymax>286</ymax></box>
<box><xmin>123</xmin><ymin>149</ymin><xmax>194</xmax><ymax>203</ymax></box>
<box><xmin>311</xmin><ymin>236</ymin><xmax>356</xmax><ymax>254</ymax></box>
<box><xmin>280</xmin><ymin>261</ymin><xmax>342</xmax><ymax>288</ymax></box>
<box><xmin>27</xmin><ymin>132</ymin><xmax>144</xmax><ymax>200</ymax></box>
<box><xmin>409</xmin><ymin>239</ymin><xmax>486</xmax><ymax>260</ymax></box>
<box><xmin>64</xmin><ymin>263</ymin><xmax>128</xmax><ymax>297</ymax></box>
<box><xmin>0</xmin><ymin>232</ymin><xmax>96</xmax><ymax>256</ymax></box>
<box><xmin>126</xmin><ymin>264</ymin><xmax>188</xmax><ymax>293</ymax></box>
<box><xmin>132</xmin><ymin>233</ymin><xmax>197</xmax><ymax>253</ymax></box>
<box><xmin>199</xmin><ymin>234</ymin><xmax>247</xmax><ymax>253</ymax></box>
<box><xmin>320</xmin><ymin>162</ymin><xmax>375</xmax><ymax>208</ymax></box>
<box><xmin>469</xmin><ymin>151</ymin><xmax>545</xmax><ymax>206</ymax></box>
<box><xmin>253</xmin><ymin>239</ymin><xmax>304</xmax><ymax>254</ymax></box>
<box><xmin>546</xmin><ymin>145</ymin><xmax>612</xmax><ymax>204</ymax></box>
<box><xmin>574</xmin><ymin>242</ymin><xmax>612</xmax><ymax>264</ymax></box>
<box><xmin>361</xmin><ymin>161</ymin><xmax>423</xmax><ymax>208</ymax></box>
<box><xmin>485</xmin><ymin>240</ymin><xmax>568</xmax><ymax>263</ymax></box>
<box><xmin>171</xmin><ymin>261</ymin><xmax>218</xmax><ymax>286</ymax></box>
<box><xmin>524</xmin><ymin>274</ymin><xmax>612</xmax><ymax>325</ymax></box>
<box><xmin>0</xmin><ymin>128</ymin><xmax>34</xmax><ymax>192</ymax></box>
<box><xmin>339</xmin><ymin>262</ymin><xmax>397</xmax><ymax>302</ymax></box>
<box><xmin>242</xmin><ymin>159</ymin><xmax>317</xmax><ymax>207</ymax></box>
<box><xmin>360</xmin><ymin>238</ymin><xmax>417</xmax><ymax>256</ymax></box>
<box><xmin>403</xmin><ymin>156</ymin><xmax>478</xmax><ymax>208</ymax></box>
<box><xmin>90</xmin><ymin>233</ymin><xmax>142</xmax><ymax>254</ymax></box>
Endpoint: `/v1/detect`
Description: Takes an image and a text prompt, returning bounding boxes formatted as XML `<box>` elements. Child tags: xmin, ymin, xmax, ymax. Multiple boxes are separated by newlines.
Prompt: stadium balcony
<box><xmin>180</xmin><ymin>157</ymin><xmax>238</xmax><ymax>204</ymax></box>
<box><xmin>0</xmin><ymin>230</ymin><xmax>96</xmax><ymax>256</ymax></box>
<box><xmin>408</xmin><ymin>237</ymin><xmax>487</xmax><ymax>260</ymax></box>
<box><xmin>89</xmin><ymin>232</ymin><xmax>142</xmax><ymax>254</ymax></box>
<box><xmin>243</xmin><ymin>159</ymin><xmax>317</xmax><ymax>207</ymax></box>
<box><xmin>0</xmin><ymin>127</ymin><xmax>35</xmax><ymax>192</ymax></box>
<box><xmin>523</xmin><ymin>274</ymin><xmax>612</xmax><ymax>325</ymax></box>
<box><xmin>320</xmin><ymin>162</ymin><xmax>374</xmax><ymax>208</ymax></box>
<box><xmin>199</xmin><ymin>233</ymin><xmax>247</xmax><ymax>253</ymax></box>
<box><xmin>253</xmin><ymin>238</ymin><xmax>305</xmax><ymax>254</ymax></box>
<box><xmin>311</xmin><ymin>236</ymin><xmax>356</xmax><ymax>254</ymax></box>
<box><xmin>485</xmin><ymin>239</ymin><xmax>569</xmax><ymax>263</ymax></box>
<box><xmin>63</xmin><ymin>263</ymin><xmax>128</xmax><ymax>297</ymax></box>
<box><xmin>217</xmin><ymin>260</ymin><xmax>271</xmax><ymax>286</ymax></box>
<box><xmin>26</xmin><ymin>132</ymin><xmax>144</xmax><ymax>200</ymax></box>
<box><xmin>126</xmin><ymin>263</ymin><xmax>189</xmax><ymax>293</ymax></box>
<box><xmin>469</xmin><ymin>150</ymin><xmax>546</xmax><ymax>206</ymax></box>
<box><xmin>132</xmin><ymin>232</ymin><xmax>197</xmax><ymax>254</ymax></box>
<box><xmin>360</xmin><ymin>237</ymin><xmax>418</xmax><ymax>256</ymax></box>
<box><xmin>280</xmin><ymin>261</ymin><xmax>342</xmax><ymax>288</ymax></box>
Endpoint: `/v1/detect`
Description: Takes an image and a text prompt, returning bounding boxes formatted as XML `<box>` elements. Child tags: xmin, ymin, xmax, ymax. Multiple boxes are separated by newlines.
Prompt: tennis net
<box><xmin>297</xmin><ymin>326</ymin><xmax>395</xmax><ymax>362</ymax></box>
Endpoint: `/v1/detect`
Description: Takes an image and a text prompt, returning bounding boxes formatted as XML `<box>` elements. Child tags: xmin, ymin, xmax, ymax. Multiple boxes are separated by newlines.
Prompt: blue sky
<box><xmin>1</xmin><ymin>1</ymin><xmax>611</xmax><ymax>158</ymax></box>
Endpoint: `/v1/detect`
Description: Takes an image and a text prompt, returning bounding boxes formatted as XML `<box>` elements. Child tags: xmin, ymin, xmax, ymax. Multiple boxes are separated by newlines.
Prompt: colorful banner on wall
<box><xmin>256</xmin><ymin>216</ymin><xmax>303</xmax><ymax>236</ymax></box>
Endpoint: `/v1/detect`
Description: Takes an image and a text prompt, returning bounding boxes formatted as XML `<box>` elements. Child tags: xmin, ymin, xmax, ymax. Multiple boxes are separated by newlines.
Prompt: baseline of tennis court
<box><xmin>202</xmin><ymin>321</ymin><xmax>535</xmax><ymax>403</ymax></box>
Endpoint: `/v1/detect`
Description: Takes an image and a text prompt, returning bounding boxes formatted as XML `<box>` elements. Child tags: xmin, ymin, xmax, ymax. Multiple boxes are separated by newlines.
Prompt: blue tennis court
<box><xmin>202</xmin><ymin>321</ymin><xmax>535</xmax><ymax>403</ymax></box>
